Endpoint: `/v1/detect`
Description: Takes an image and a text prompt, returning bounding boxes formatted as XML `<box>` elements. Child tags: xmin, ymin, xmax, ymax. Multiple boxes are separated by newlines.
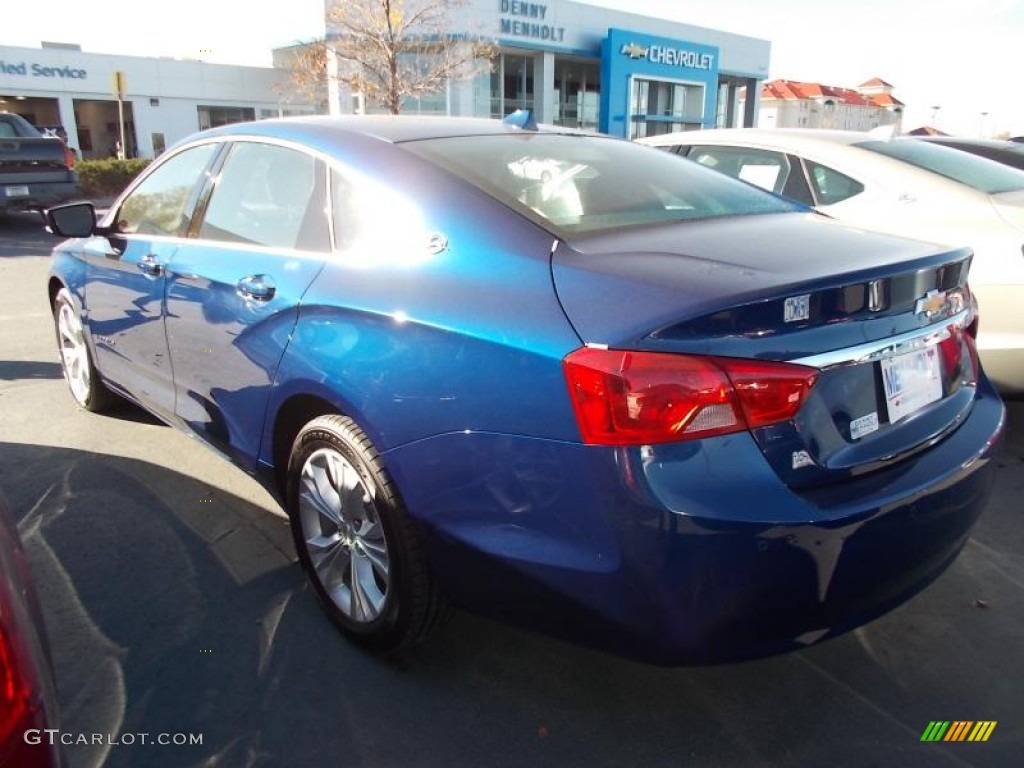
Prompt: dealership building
<box><xmin>327</xmin><ymin>0</ymin><xmax>770</xmax><ymax>138</ymax></box>
<box><xmin>1</xmin><ymin>1</ymin><xmax>770</xmax><ymax>157</ymax></box>
<box><xmin>0</xmin><ymin>43</ymin><xmax>314</xmax><ymax>159</ymax></box>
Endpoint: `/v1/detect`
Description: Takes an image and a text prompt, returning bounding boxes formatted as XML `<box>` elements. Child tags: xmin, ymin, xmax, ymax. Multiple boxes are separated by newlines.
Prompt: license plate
<box><xmin>880</xmin><ymin>346</ymin><xmax>943</xmax><ymax>424</ymax></box>
<box><xmin>4</xmin><ymin>185</ymin><xmax>29</xmax><ymax>197</ymax></box>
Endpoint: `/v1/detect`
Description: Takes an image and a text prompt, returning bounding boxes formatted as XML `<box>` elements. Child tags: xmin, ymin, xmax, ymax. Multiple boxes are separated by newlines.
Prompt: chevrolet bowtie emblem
<box><xmin>621</xmin><ymin>43</ymin><xmax>649</xmax><ymax>59</ymax></box>
<box><xmin>915</xmin><ymin>289</ymin><xmax>947</xmax><ymax>318</ymax></box>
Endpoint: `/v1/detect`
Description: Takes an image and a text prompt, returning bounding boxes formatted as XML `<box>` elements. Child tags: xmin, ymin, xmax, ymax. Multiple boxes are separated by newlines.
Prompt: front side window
<box><xmin>687</xmin><ymin>145</ymin><xmax>792</xmax><ymax>196</ymax></box>
<box><xmin>405</xmin><ymin>134</ymin><xmax>798</xmax><ymax>236</ymax></box>
<box><xmin>199</xmin><ymin>142</ymin><xmax>329</xmax><ymax>251</ymax></box>
<box><xmin>117</xmin><ymin>143</ymin><xmax>218</xmax><ymax>236</ymax></box>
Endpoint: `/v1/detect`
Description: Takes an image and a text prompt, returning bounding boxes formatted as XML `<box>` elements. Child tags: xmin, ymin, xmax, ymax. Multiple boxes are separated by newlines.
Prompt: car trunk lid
<box><xmin>552</xmin><ymin>213</ymin><xmax>979</xmax><ymax>488</ymax></box>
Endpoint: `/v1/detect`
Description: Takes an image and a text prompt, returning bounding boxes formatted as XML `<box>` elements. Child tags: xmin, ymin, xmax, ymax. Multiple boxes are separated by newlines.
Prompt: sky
<box><xmin>3</xmin><ymin>0</ymin><xmax>1023</xmax><ymax>136</ymax></box>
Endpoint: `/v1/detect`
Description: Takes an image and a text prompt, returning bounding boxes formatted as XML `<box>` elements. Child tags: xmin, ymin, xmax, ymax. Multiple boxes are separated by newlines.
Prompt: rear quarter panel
<box><xmin>260</xmin><ymin>150</ymin><xmax>584</xmax><ymax>465</ymax></box>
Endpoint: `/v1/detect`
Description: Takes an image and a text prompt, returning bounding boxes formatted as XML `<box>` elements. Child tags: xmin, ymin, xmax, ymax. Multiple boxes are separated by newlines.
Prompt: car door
<box><xmin>163</xmin><ymin>140</ymin><xmax>330</xmax><ymax>468</ymax></box>
<box><xmin>85</xmin><ymin>142</ymin><xmax>220</xmax><ymax>418</ymax></box>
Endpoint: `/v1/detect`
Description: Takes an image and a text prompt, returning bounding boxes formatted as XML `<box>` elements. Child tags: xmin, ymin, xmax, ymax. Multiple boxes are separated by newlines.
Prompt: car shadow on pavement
<box><xmin>0</xmin><ymin>211</ymin><xmax>49</xmax><ymax>252</ymax></box>
<box><xmin>101</xmin><ymin>396</ymin><xmax>168</xmax><ymax>428</ymax></box>
<box><xmin>0</xmin><ymin>360</ymin><xmax>63</xmax><ymax>381</ymax></box>
<box><xmin>1</xmin><ymin>437</ymin><xmax>1021</xmax><ymax>768</ymax></box>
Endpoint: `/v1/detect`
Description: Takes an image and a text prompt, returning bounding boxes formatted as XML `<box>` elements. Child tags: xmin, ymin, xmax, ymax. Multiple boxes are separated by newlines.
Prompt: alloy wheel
<box><xmin>57</xmin><ymin>300</ymin><xmax>91</xmax><ymax>405</ymax></box>
<box><xmin>297</xmin><ymin>447</ymin><xmax>390</xmax><ymax>623</ymax></box>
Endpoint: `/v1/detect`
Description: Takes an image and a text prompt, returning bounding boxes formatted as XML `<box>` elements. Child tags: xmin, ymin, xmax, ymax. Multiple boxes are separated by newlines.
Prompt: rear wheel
<box><xmin>53</xmin><ymin>287</ymin><xmax>114</xmax><ymax>412</ymax></box>
<box><xmin>286</xmin><ymin>414</ymin><xmax>447</xmax><ymax>652</ymax></box>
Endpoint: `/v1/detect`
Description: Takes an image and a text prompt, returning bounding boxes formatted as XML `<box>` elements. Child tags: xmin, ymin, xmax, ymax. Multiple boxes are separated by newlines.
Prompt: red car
<box><xmin>0</xmin><ymin>491</ymin><xmax>61</xmax><ymax>767</ymax></box>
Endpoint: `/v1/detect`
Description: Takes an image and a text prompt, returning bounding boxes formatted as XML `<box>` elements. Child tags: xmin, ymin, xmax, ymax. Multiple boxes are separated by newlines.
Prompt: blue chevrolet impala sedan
<box><xmin>45</xmin><ymin>116</ymin><xmax>1004</xmax><ymax>664</ymax></box>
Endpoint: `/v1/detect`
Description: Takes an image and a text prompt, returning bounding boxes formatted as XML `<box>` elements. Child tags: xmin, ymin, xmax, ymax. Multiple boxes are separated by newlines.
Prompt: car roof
<box><xmin>204</xmin><ymin>114</ymin><xmax>594</xmax><ymax>145</ymax></box>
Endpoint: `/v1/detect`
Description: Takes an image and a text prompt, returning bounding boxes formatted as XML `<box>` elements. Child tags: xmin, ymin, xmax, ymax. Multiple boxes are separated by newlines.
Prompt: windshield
<box><xmin>403</xmin><ymin>133</ymin><xmax>799</xmax><ymax>236</ymax></box>
<box><xmin>857</xmin><ymin>139</ymin><xmax>1024</xmax><ymax>194</ymax></box>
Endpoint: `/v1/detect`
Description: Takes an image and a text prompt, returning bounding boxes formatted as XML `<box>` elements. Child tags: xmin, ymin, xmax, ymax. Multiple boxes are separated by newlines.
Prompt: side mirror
<box><xmin>45</xmin><ymin>202</ymin><xmax>101</xmax><ymax>238</ymax></box>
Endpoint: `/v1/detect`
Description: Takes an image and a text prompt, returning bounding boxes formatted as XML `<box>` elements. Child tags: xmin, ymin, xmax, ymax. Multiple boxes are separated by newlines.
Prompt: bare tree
<box><xmin>284</xmin><ymin>0</ymin><xmax>496</xmax><ymax>115</ymax></box>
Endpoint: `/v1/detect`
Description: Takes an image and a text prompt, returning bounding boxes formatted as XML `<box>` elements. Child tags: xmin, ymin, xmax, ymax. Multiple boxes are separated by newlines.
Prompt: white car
<box><xmin>640</xmin><ymin>128</ymin><xmax>1024</xmax><ymax>393</ymax></box>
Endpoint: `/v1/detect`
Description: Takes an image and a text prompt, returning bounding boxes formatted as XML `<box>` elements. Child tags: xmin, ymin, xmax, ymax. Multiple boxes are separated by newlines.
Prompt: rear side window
<box><xmin>117</xmin><ymin>143</ymin><xmax>218</xmax><ymax>236</ymax></box>
<box><xmin>199</xmin><ymin>142</ymin><xmax>329</xmax><ymax>251</ymax></box>
<box><xmin>804</xmin><ymin>160</ymin><xmax>864</xmax><ymax>205</ymax></box>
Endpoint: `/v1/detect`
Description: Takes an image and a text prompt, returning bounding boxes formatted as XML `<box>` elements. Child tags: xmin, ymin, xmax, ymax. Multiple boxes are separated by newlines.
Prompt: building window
<box><xmin>197</xmin><ymin>106</ymin><xmax>255</xmax><ymax>130</ymax></box>
<box><xmin>553</xmin><ymin>58</ymin><xmax>599</xmax><ymax>130</ymax></box>
<box><xmin>482</xmin><ymin>53</ymin><xmax>535</xmax><ymax>118</ymax></box>
<box><xmin>629</xmin><ymin>78</ymin><xmax>704</xmax><ymax>139</ymax></box>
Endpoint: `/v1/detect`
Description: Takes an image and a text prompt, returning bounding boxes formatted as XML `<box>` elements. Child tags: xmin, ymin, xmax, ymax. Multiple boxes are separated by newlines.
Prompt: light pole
<box><xmin>979</xmin><ymin>111</ymin><xmax>988</xmax><ymax>137</ymax></box>
<box><xmin>930</xmin><ymin>105</ymin><xmax>941</xmax><ymax>128</ymax></box>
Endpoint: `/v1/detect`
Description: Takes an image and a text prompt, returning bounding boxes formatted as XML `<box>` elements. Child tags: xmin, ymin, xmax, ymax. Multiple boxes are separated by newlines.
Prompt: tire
<box><xmin>53</xmin><ymin>287</ymin><xmax>115</xmax><ymax>413</ymax></box>
<box><xmin>286</xmin><ymin>414</ymin><xmax>447</xmax><ymax>652</ymax></box>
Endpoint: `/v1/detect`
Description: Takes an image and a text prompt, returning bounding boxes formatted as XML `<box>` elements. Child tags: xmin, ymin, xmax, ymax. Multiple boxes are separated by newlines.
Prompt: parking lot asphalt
<box><xmin>2</xmin><ymin>210</ymin><xmax>1022</xmax><ymax>768</ymax></box>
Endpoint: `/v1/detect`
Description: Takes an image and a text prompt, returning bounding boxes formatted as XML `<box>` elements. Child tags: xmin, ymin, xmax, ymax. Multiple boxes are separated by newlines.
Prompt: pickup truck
<box><xmin>0</xmin><ymin>112</ymin><xmax>81</xmax><ymax>214</ymax></box>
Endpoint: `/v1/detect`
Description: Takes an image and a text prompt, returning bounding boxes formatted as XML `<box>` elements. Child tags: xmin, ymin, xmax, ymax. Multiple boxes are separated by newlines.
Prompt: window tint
<box><xmin>857</xmin><ymin>139</ymin><xmax>1024</xmax><ymax>194</ymax></box>
<box><xmin>199</xmin><ymin>142</ymin><xmax>329</xmax><ymax>251</ymax></box>
<box><xmin>805</xmin><ymin>160</ymin><xmax>864</xmax><ymax>205</ymax></box>
<box><xmin>117</xmin><ymin>143</ymin><xmax>217</xmax><ymax>236</ymax></box>
<box><xmin>404</xmin><ymin>134</ymin><xmax>797</xmax><ymax>236</ymax></box>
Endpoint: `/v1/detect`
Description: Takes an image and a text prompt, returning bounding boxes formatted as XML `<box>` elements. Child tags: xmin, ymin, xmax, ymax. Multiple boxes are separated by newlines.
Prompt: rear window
<box><xmin>403</xmin><ymin>133</ymin><xmax>798</xmax><ymax>236</ymax></box>
<box><xmin>857</xmin><ymin>139</ymin><xmax>1024</xmax><ymax>194</ymax></box>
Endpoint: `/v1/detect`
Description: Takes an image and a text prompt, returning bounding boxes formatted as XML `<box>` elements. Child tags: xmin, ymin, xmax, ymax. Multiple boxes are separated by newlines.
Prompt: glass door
<box><xmin>629</xmin><ymin>78</ymin><xmax>705</xmax><ymax>139</ymax></box>
<box><xmin>554</xmin><ymin>58</ymin><xmax>600</xmax><ymax>130</ymax></box>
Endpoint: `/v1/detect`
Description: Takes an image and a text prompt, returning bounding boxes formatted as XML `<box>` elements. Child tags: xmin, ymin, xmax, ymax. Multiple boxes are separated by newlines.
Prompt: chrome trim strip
<box><xmin>791</xmin><ymin>308</ymin><xmax>971</xmax><ymax>370</ymax></box>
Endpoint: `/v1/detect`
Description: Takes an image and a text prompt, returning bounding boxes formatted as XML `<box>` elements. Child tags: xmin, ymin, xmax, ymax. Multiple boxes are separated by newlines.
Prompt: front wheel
<box><xmin>286</xmin><ymin>414</ymin><xmax>447</xmax><ymax>652</ymax></box>
<box><xmin>53</xmin><ymin>287</ymin><xmax>114</xmax><ymax>412</ymax></box>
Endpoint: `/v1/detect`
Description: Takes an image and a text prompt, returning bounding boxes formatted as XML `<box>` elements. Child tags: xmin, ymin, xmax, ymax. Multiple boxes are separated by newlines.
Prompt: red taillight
<box><xmin>0</xmin><ymin>608</ymin><xmax>32</xmax><ymax>748</ymax></box>
<box><xmin>718</xmin><ymin>358</ymin><xmax>820</xmax><ymax>429</ymax></box>
<box><xmin>563</xmin><ymin>348</ymin><xmax>818</xmax><ymax>446</ymax></box>
<box><xmin>62</xmin><ymin>142</ymin><xmax>75</xmax><ymax>170</ymax></box>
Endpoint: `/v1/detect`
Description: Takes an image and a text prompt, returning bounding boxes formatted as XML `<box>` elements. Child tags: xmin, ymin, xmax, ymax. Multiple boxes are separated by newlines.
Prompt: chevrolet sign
<box><xmin>915</xmin><ymin>289</ymin><xmax>947</xmax><ymax>319</ymax></box>
<box><xmin>619</xmin><ymin>42</ymin><xmax>715</xmax><ymax>70</ymax></box>
<box><xmin>620</xmin><ymin>43</ymin><xmax>648</xmax><ymax>59</ymax></box>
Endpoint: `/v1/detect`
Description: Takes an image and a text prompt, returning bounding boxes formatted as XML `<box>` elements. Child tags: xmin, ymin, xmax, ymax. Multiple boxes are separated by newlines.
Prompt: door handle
<box><xmin>236</xmin><ymin>274</ymin><xmax>276</xmax><ymax>302</ymax></box>
<box><xmin>137</xmin><ymin>254</ymin><xmax>163</xmax><ymax>277</ymax></box>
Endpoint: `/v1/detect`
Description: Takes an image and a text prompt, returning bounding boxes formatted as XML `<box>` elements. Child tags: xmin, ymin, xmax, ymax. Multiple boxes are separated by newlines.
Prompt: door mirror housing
<box><xmin>45</xmin><ymin>202</ymin><xmax>112</xmax><ymax>238</ymax></box>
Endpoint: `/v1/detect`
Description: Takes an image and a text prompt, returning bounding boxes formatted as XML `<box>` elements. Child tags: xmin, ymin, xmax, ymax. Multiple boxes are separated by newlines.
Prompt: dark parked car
<box><xmin>915</xmin><ymin>136</ymin><xmax>1024</xmax><ymax>171</ymax></box>
<box><xmin>0</xmin><ymin>112</ymin><xmax>80</xmax><ymax>215</ymax></box>
<box><xmin>0</xmin><ymin>491</ymin><xmax>61</xmax><ymax>767</ymax></box>
<box><xmin>45</xmin><ymin>116</ymin><xmax>1004</xmax><ymax>664</ymax></box>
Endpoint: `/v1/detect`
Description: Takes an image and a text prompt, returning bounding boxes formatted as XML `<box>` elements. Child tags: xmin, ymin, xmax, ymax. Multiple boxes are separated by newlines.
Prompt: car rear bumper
<box><xmin>385</xmin><ymin>377</ymin><xmax>1005</xmax><ymax>665</ymax></box>
<box><xmin>0</xmin><ymin>180</ymin><xmax>81</xmax><ymax>211</ymax></box>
